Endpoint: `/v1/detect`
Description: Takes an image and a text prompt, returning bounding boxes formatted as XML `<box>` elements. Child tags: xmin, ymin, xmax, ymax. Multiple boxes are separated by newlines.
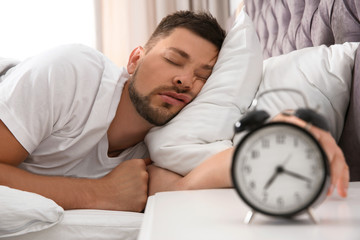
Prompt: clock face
<box><xmin>232</xmin><ymin>122</ymin><xmax>330</xmax><ymax>217</ymax></box>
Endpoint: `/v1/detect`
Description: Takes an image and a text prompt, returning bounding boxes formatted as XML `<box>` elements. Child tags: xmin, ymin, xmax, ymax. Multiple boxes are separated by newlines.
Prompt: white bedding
<box><xmin>2</xmin><ymin>210</ymin><xmax>143</xmax><ymax>240</ymax></box>
<box><xmin>0</xmin><ymin>185</ymin><xmax>142</xmax><ymax>240</ymax></box>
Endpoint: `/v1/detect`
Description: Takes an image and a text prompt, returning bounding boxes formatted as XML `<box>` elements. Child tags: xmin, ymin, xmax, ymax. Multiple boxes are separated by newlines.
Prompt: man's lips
<box><xmin>159</xmin><ymin>91</ymin><xmax>191</xmax><ymax>106</ymax></box>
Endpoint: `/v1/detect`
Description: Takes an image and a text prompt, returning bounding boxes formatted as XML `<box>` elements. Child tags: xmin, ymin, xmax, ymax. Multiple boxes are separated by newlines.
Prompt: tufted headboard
<box><xmin>243</xmin><ymin>0</ymin><xmax>360</xmax><ymax>181</ymax></box>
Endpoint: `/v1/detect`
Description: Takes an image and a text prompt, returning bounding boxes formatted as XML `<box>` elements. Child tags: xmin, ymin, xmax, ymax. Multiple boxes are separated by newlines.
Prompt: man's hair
<box><xmin>145</xmin><ymin>10</ymin><xmax>226</xmax><ymax>52</ymax></box>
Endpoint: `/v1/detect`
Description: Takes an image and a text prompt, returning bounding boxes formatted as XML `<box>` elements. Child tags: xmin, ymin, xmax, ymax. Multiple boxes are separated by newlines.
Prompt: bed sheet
<box><xmin>2</xmin><ymin>209</ymin><xmax>143</xmax><ymax>240</ymax></box>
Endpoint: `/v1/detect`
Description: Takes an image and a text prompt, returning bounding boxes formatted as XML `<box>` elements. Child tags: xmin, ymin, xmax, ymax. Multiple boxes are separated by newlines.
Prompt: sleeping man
<box><xmin>0</xmin><ymin>10</ymin><xmax>349</xmax><ymax>212</ymax></box>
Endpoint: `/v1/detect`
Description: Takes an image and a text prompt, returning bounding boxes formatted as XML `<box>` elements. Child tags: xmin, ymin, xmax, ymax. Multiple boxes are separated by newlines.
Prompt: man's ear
<box><xmin>127</xmin><ymin>46</ymin><xmax>144</xmax><ymax>74</ymax></box>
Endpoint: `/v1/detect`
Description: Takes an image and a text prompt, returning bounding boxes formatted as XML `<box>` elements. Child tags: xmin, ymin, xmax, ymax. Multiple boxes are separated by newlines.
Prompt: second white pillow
<box><xmin>255</xmin><ymin>42</ymin><xmax>359</xmax><ymax>140</ymax></box>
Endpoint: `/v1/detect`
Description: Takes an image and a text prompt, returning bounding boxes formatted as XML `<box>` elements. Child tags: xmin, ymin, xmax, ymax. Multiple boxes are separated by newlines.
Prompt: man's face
<box><xmin>127</xmin><ymin>27</ymin><xmax>219</xmax><ymax>126</ymax></box>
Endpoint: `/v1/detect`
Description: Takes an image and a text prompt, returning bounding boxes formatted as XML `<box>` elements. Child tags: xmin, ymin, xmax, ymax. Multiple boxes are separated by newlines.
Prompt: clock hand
<box><xmin>264</xmin><ymin>166</ymin><xmax>283</xmax><ymax>190</ymax></box>
<box><xmin>282</xmin><ymin>169</ymin><xmax>312</xmax><ymax>183</ymax></box>
<box><xmin>282</xmin><ymin>154</ymin><xmax>292</xmax><ymax>166</ymax></box>
<box><xmin>263</xmin><ymin>155</ymin><xmax>291</xmax><ymax>190</ymax></box>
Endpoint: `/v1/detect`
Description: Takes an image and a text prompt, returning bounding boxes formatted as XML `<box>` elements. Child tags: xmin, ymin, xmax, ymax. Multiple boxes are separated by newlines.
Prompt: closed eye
<box><xmin>195</xmin><ymin>74</ymin><xmax>210</xmax><ymax>82</ymax></box>
<box><xmin>196</xmin><ymin>76</ymin><xmax>207</xmax><ymax>82</ymax></box>
<box><xmin>164</xmin><ymin>57</ymin><xmax>182</xmax><ymax>66</ymax></box>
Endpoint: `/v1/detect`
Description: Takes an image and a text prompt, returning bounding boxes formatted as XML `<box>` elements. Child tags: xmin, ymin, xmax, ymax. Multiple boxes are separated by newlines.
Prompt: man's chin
<box><xmin>144</xmin><ymin>107</ymin><xmax>179</xmax><ymax>126</ymax></box>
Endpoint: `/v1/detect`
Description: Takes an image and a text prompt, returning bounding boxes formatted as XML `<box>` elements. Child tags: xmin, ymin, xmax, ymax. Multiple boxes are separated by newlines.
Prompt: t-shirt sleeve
<box><xmin>0</xmin><ymin>44</ymin><xmax>104</xmax><ymax>154</ymax></box>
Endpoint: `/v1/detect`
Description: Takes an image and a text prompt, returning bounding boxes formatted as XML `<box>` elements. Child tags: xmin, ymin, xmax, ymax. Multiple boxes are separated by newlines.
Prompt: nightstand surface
<box><xmin>138</xmin><ymin>182</ymin><xmax>360</xmax><ymax>240</ymax></box>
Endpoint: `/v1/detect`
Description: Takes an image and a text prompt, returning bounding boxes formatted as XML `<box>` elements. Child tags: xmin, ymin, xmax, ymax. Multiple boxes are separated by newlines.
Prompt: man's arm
<box><xmin>147</xmin><ymin>148</ymin><xmax>232</xmax><ymax>195</ymax></box>
<box><xmin>148</xmin><ymin>114</ymin><xmax>349</xmax><ymax>198</ymax></box>
<box><xmin>0</xmin><ymin>120</ymin><xmax>149</xmax><ymax>212</ymax></box>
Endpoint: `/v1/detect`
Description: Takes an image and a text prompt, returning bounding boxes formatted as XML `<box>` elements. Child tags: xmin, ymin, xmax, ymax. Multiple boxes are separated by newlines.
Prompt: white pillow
<box><xmin>145</xmin><ymin>9</ymin><xmax>263</xmax><ymax>175</ymax></box>
<box><xmin>254</xmin><ymin>42</ymin><xmax>360</xmax><ymax>140</ymax></box>
<box><xmin>0</xmin><ymin>186</ymin><xmax>64</xmax><ymax>238</ymax></box>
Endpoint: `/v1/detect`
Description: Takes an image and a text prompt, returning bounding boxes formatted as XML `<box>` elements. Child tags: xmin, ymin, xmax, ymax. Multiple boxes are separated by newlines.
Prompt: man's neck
<box><xmin>107</xmin><ymin>81</ymin><xmax>153</xmax><ymax>156</ymax></box>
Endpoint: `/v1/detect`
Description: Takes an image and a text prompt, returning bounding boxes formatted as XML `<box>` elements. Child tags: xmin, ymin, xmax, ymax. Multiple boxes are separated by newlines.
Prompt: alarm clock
<box><xmin>231</xmin><ymin>89</ymin><xmax>331</xmax><ymax>224</ymax></box>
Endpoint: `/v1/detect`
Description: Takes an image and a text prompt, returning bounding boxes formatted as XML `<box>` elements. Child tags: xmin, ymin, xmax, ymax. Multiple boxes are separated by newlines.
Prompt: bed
<box><xmin>1</xmin><ymin>0</ymin><xmax>359</xmax><ymax>240</ymax></box>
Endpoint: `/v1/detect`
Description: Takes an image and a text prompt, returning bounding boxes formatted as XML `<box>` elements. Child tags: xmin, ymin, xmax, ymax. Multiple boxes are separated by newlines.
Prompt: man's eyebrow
<box><xmin>168</xmin><ymin>47</ymin><xmax>215</xmax><ymax>71</ymax></box>
<box><xmin>168</xmin><ymin>47</ymin><xmax>190</xmax><ymax>59</ymax></box>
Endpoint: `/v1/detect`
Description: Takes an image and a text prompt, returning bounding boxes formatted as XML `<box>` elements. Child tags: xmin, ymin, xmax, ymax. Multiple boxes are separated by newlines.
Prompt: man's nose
<box><xmin>173</xmin><ymin>74</ymin><xmax>193</xmax><ymax>91</ymax></box>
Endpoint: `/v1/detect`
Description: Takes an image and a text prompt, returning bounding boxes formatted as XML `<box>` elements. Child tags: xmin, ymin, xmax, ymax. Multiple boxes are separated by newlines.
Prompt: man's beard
<box><xmin>128</xmin><ymin>68</ymin><xmax>183</xmax><ymax>126</ymax></box>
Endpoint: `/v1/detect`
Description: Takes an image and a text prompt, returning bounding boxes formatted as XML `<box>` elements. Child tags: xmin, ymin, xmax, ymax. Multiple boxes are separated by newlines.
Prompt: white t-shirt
<box><xmin>0</xmin><ymin>44</ymin><xmax>148</xmax><ymax>178</ymax></box>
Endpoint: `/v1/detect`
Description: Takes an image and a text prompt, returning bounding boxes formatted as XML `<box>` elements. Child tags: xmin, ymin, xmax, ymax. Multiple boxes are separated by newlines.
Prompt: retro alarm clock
<box><xmin>231</xmin><ymin>89</ymin><xmax>331</xmax><ymax>224</ymax></box>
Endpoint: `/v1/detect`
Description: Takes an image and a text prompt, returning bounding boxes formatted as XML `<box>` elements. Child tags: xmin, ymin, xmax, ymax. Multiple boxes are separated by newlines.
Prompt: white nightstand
<box><xmin>138</xmin><ymin>182</ymin><xmax>360</xmax><ymax>240</ymax></box>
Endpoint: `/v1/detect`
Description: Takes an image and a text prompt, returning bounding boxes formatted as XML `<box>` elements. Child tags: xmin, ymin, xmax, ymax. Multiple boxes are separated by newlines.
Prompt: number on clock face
<box><xmin>233</xmin><ymin>124</ymin><xmax>326</xmax><ymax>216</ymax></box>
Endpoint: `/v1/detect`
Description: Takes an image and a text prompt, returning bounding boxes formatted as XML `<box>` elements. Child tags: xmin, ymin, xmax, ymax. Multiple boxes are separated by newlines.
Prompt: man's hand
<box><xmin>272</xmin><ymin>113</ymin><xmax>349</xmax><ymax>197</ymax></box>
<box><xmin>93</xmin><ymin>158</ymin><xmax>151</xmax><ymax>212</ymax></box>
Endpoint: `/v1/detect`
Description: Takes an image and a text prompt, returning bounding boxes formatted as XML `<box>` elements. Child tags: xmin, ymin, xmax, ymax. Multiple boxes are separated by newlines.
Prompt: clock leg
<box><xmin>244</xmin><ymin>210</ymin><xmax>256</xmax><ymax>224</ymax></box>
<box><xmin>307</xmin><ymin>208</ymin><xmax>319</xmax><ymax>224</ymax></box>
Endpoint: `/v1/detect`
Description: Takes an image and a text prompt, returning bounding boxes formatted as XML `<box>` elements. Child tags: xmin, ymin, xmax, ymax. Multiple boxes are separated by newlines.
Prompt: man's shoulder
<box><xmin>33</xmin><ymin>44</ymin><xmax>104</xmax><ymax>69</ymax></box>
<box><xmin>17</xmin><ymin>44</ymin><xmax>113</xmax><ymax>88</ymax></box>
<box><xmin>7</xmin><ymin>43</ymin><xmax>125</xmax><ymax>98</ymax></box>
